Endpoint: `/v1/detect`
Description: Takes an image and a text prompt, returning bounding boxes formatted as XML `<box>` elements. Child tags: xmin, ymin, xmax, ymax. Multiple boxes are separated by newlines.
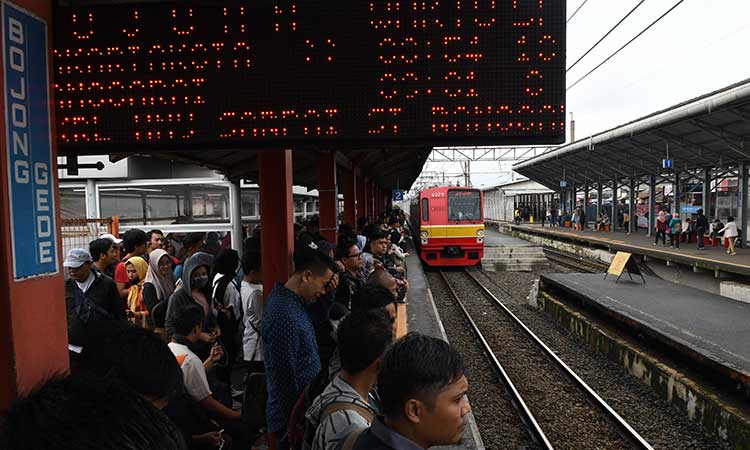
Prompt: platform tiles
<box><xmin>511</xmin><ymin>224</ymin><xmax>750</xmax><ymax>276</ymax></box>
<box><xmin>404</xmin><ymin>252</ymin><xmax>485</xmax><ymax>450</ymax></box>
<box><xmin>540</xmin><ymin>272</ymin><xmax>750</xmax><ymax>388</ymax></box>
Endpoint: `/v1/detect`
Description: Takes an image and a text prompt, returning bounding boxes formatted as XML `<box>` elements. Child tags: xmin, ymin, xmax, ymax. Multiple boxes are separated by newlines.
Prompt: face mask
<box><xmin>192</xmin><ymin>275</ymin><xmax>209</xmax><ymax>289</ymax></box>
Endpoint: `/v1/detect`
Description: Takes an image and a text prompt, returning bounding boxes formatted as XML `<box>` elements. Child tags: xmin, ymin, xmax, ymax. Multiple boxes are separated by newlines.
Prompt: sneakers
<box><xmin>731</xmin><ymin>252</ymin><xmax>737</xmax><ymax>256</ymax></box>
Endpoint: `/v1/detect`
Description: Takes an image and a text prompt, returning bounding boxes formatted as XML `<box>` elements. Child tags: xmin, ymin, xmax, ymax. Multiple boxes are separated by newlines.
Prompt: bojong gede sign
<box><xmin>4</xmin><ymin>0</ymin><xmax>58</xmax><ymax>280</ymax></box>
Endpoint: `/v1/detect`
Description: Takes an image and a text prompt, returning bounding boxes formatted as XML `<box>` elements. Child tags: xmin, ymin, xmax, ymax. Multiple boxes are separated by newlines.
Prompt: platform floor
<box><xmin>511</xmin><ymin>223</ymin><xmax>750</xmax><ymax>276</ymax></box>
<box><xmin>404</xmin><ymin>252</ymin><xmax>484</xmax><ymax>450</ymax></box>
<box><xmin>541</xmin><ymin>272</ymin><xmax>750</xmax><ymax>385</ymax></box>
<box><xmin>483</xmin><ymin>226</ymin><xmax>534</xmax><ymax>247</ymax></box>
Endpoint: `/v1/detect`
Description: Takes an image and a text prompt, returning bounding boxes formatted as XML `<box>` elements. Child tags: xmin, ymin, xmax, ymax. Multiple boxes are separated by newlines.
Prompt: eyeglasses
<box><xmin>345</xmin><ymin>252</ymin><xmax>362</xmax><ymax>258</ymax></box>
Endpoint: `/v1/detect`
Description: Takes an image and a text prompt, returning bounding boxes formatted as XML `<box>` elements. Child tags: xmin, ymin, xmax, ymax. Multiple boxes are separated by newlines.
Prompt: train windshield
<box><xmin>448</xmin><ymin>190</ymin><xmax>481</xmax><ymax>221</ymax></box>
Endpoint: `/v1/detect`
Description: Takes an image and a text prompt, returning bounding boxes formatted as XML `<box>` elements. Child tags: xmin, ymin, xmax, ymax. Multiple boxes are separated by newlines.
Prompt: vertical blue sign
<box><xmin>3</xmin><ymin>1</ymin><xmax>58</xmax><ymax>280</ymax></box>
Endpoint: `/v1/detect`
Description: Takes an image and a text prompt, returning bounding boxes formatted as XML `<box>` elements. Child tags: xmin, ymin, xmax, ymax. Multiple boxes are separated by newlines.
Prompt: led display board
<box><xmin>54</xmin><ymin>1</ymin><xmax>566</xmax><ymax>150</ymax></box>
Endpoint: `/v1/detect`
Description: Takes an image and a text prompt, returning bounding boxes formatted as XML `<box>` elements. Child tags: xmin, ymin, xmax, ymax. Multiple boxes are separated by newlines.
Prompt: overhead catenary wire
<box><xmin>567</xmin><ymin>0</ymin><xmax>646</xmax><ymax>72</ymax></box>
<box><xmin>567</xmin><ymin>0</ymin><xmax>590</xmax><ymax>23</ymax></box>
<box><xmin>567</xmin><ymin>0</ymin><xmax>686</xmax><ymax>91</ymax></box>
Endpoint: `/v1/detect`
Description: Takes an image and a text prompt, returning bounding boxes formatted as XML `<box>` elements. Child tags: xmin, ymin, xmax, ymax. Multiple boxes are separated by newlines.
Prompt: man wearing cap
<box><xmin>64</xmin><ymin>248</ymin><xmax>126</xmax><ymax>348</ymax></box>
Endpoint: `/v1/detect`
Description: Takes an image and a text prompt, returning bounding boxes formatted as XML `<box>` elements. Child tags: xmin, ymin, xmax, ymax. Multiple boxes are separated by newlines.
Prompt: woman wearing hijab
<box><xmin>143</xmin><ymin>249</ymin><xmax>176</xmax><ymax>313</ymax></box>
<box><xmin>655</xmin><ymin>210</ymin><xmax>668</xmax><ymax>246</ymax></box>
<box><xmin>125</xmin><ymin>257</ymin><xmax>150</xmax><ymax>328</ymax></box>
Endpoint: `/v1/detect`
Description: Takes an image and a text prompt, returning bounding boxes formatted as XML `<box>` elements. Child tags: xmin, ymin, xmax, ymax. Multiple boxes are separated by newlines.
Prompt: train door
<box><xmin>427</xmin><ymin>190</ymin><xmax>447</xmax><ymax>242</ymax></box>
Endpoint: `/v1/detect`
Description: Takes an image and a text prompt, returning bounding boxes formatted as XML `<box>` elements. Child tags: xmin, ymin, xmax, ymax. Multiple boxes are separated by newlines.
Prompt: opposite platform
<box><xmin>510</xmin><ymin>223</ymin><xmax>750</xmax><ymax>277</ymax></box>
<box><xmin>540</xmin><ymin>272</ymin><xmax>750</xmax><ymax>392</ymax></box>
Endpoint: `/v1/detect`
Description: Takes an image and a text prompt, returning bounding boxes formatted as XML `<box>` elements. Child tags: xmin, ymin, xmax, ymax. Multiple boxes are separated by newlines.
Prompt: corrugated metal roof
<box><xmin>513</xmin><ymin>79</ymin><xmax>750</xmax><ymax>190</ymax></box>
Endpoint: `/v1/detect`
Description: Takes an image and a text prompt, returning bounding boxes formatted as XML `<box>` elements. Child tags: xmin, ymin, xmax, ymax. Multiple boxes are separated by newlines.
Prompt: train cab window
<box><xmin>421</xmin><ymin>198</ymin><xmax>429</xmax><ymax>222</ymax></box>
<box><xmin>448</xmin><ymin>190</ymin><xmax>481</xmax><ymax>221</ymax></box>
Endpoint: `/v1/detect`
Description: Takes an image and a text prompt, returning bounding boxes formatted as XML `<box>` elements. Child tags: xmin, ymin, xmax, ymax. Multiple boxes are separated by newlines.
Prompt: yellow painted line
<box><xmin>397</xmin><ymin>303</ymin><xmax>408</xmax><ymax>338</ymax></box>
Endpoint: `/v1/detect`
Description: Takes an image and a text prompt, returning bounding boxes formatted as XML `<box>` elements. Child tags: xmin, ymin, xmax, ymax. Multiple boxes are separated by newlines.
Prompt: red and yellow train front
<box><xmin>418</xmin><ymin>187</ymin><xmax>484</xmax><ymax>266</ymax></box>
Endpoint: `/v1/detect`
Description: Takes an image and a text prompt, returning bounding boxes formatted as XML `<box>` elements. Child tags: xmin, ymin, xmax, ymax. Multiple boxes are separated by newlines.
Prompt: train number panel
<box><xmin>411</xmin><ymin>186</ymin><xmax>484</xmax><ymax>267</ymax></box>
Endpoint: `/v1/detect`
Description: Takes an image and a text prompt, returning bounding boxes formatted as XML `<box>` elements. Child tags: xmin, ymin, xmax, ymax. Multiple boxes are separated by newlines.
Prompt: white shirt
<box><xmin>240</xmin><ymin>280</ymin><xmax>264</xmax><ymax>361</ymax></box>
<box><xmin>212</xmin><ymin>273</ymin><xmax>242</xmax><ymax>312</ymax></box>
<box><xmin>720</xmin><ymin>221</ymin><xmax>739</xmax><ymax>238</ymax></box>
<box><xmin>75</xmin><ymin>271</ymin><xmax>96</xmax><ymax>293</ymax></box>
<box><xmin>168</xmin><ymin>342</ymin><xmax>212</xmax><ymax>401</ymax></box>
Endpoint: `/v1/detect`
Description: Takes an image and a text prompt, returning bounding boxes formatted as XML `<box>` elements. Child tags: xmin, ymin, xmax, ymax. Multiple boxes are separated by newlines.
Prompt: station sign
<box><xmin>662</xmin><ymin>159</ymin><xmax>673</xmax><ymax>169</ymax></box>
<box><xmin>3</xmin><ymin>1</ymin><xmax>58</xmax><ymax>280</ymax></box>
<box><xmin>560</xmin><ymin>180</ymin><xmax>568</xmax><ymax>188</ymax></box>
<box><xmin>392</xmin><ymin>189</ymin><xmax>404</xmax><ymax>202</ymax></box>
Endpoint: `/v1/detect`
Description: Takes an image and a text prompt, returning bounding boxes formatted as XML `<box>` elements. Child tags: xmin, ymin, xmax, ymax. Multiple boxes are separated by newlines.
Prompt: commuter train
<box><xmin>409</xmin><ymin>186</ymin><xmax>485</xmax><ymax>267</ymax></box>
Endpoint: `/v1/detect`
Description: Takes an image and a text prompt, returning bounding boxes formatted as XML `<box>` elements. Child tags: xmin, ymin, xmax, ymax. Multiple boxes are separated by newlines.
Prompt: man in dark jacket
<box><xmin>334</xmin><ymin>239</ymin><xmax>365</xmax><ymax>310</ymax></box>
<box><xmin>695</xmin><ymin>209</ymin><xmax>709</xmax><ymax>250</ymax></box>
<box><xmin>64</xmin><ymin>248</ymin><xmax>126</xmax><ymax>347</ymax></box>
<box><xmin>341</xmin><ymin>333</ymin><xmax>470</xmax><ymax>450</ymax></box>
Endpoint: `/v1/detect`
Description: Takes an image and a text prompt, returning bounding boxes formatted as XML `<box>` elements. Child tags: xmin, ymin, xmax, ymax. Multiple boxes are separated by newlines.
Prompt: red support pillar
<box><xmin>258</xmin><ymin>150</ymin><xmax>294</xmax><ymax>301</ymax></box>
<box><xmin>317</xmin><ymin>151</ymin><xmax>338</xmax><ymax>243</ymax></box>
<box><xmin>356</xmin><ymin>172</ymin><xmax>366</xmax><ymax>224</ymax></box>
<box><xmin>0</xmin><ymin>0</ymin><xmax>68</xmax><ymax>412</ymax></box>
<box><xmin>343</xmin><ymin>167</ymin><xmax>356</xmax><ymax>227</ymax></box>
<box><xmin>384</xmin><ymin>188</ymin><xmax>392</xmax><ymax>210</ymax></box>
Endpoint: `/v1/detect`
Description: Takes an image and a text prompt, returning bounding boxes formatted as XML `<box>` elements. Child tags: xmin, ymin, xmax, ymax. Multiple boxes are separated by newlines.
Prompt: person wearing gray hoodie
<box><xmin>165</xmin><ymin>252</ymin><xmax>217</xmax><ymax>340</ymax></box>
<box><xmin>305</xmin><ymin>309</ymin><xmax>393</xmax><ymax>450</ymax></box>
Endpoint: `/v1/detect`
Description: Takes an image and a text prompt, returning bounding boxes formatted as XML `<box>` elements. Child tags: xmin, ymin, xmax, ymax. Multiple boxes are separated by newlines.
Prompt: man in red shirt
<box><xmin>114</xmin><ymin>229</ymin><xmax>149</xmax><ymax>300</ymax></box>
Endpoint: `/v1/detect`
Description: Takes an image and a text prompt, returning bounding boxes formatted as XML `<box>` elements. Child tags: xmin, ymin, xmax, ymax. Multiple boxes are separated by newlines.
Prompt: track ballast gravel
<box><xmin>473</xmin><ymin>265</ymin><xmax>730</xmax><ymax>450</ymax></box>
<box><xmin>437</xmin><ymin>270</ymin><xmax>635</xmax><ymax>450</ymax></box>
<box><xmin>427</xmin><ymin>273</ymin><xmax>540</xmax><ymax>450</ymax></box>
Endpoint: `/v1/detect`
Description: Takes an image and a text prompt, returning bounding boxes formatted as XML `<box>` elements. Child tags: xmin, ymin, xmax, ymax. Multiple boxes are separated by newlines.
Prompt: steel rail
<box><xmin>437</xmin><ymin>271</ymin><xmax>555</xmax><ymax>450</ymax></box>
<box><xmin>462</xmin><ymin>269</ymin><xmax>655</xmax><ymax>450</ymax></box>
<box><xmin>542</xmin><ymin>247</ymin><xmax>608</xmax><ymax>273</ymax></box>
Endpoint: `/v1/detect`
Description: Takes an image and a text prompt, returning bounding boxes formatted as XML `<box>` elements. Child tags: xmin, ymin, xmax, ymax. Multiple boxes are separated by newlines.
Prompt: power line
<box><xmin>567</xmin><ymin>0</ymin><xmax>686</xmax><ymax>91</ymax></box>
<box><xmin>567</xmin><ymin>0</ymin><xmax>590</xmax><ymax>23</ymax></box>
<box><xmin>567</xmin><ymin>0</ymin><xmax>646</xmax><ymax>72</ymax></box>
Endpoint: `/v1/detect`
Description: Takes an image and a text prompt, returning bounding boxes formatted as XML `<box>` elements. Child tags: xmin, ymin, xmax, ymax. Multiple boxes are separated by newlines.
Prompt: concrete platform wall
<box><xmin>535</xmin><ymin>290</ymin><xmax>750</xmax><ymax>450</ymax></box>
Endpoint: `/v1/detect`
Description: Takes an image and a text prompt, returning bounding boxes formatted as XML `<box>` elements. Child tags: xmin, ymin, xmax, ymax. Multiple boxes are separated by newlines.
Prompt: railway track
<box><xmin>542</xmin><ymin>247</ymin><xmax>609</xmax><ymax>273</ymax></box>
<box><xmin>438</xmin><ymin>269</ymin><xmax>654</xmax><ymax>450</ymax></box>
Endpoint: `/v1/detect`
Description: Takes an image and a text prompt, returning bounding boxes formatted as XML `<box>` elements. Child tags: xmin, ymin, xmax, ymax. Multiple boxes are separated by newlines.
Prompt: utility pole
<box><xmin>569</xmin><ymin>112</ymin><xmax>576</xmax><ymax>143</ymax></box>
<box><xmin>462</xmin><ymin>161</ymin><xmax>471</xmax><ymax>187</ymax></box>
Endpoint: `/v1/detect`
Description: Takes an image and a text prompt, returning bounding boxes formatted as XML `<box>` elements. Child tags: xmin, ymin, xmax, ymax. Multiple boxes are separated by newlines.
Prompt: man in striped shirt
<box><xmin>305</xmin><ymin>309</ymin><xmax>394</xmax><ymax>450</ymax></box>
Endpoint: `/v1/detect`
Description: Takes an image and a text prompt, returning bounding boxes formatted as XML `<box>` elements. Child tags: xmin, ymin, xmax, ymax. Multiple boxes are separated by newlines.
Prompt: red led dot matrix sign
<box><xmin>54</xmin><ymin>1</ymin><xmax>565</xmax><ymax>150</ymax></box>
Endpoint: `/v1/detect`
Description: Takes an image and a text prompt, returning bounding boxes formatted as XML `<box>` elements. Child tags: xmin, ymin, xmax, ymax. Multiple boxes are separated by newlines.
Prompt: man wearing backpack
<box><xmin>341</xmin><ymin>333</ymin><xmax>471</xmax><ymax>450</ymax></box>
<box><xmin>64</xmin><ymin>248</ymin><xmax>126</xmax><ymax>349</ymax></box>
<box><xmin>304</xmin><ymin>309</ymin><xmax>393</xmax><ymax>450</ymax></box>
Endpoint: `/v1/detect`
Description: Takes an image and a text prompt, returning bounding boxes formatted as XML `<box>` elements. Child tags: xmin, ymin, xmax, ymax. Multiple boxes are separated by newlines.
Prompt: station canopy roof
<box><xmin>102</xmin><ymin>148</ymin><xmax>432</xmax><ymax>192</ymax></box>
<box><xmin>513</xmin><ymin>79</ymin><xmax>750</xmax><ymax>190</ymax></box>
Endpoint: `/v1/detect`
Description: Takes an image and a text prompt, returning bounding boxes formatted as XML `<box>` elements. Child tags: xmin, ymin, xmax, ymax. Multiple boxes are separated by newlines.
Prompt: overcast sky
<box><xmin>417</xmin><ymin>0</ymin><xmax>750</xmax><ymax>190</ymax></box>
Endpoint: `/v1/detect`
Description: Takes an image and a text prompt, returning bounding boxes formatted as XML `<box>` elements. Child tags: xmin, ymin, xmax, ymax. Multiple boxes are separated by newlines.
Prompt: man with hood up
<box><xmin>165</xmin><ymin>252</ymin><xmax>217</xmax><ymax>342</ymax></box>
<box><xmin>304</xmin><ymin>309</ymin><xmax>393</xmax><ymax>450</ymax></box>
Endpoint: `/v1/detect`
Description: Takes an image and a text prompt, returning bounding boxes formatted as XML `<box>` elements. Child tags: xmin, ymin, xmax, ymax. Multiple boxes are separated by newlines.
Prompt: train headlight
<box><xmin>421</xmin><ymin>230</ymin><xmax>429</xmax><ymax>238</ymax></box>
<box><xmin>477</xmin><ymin>229</ymin><xmax>485</xmax><ymax>237</ymax></box>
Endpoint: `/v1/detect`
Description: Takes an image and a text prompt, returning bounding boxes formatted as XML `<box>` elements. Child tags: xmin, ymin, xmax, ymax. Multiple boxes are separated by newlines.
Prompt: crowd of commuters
<box><xmin>519</xmin><ymin>200</ymin><xmax>742</xmax><ymax>256</ymax></box>
<box><xmin>2</xmin><ymin>209</ymin><xmax>473</xmax><ymax>450</ymax></box>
